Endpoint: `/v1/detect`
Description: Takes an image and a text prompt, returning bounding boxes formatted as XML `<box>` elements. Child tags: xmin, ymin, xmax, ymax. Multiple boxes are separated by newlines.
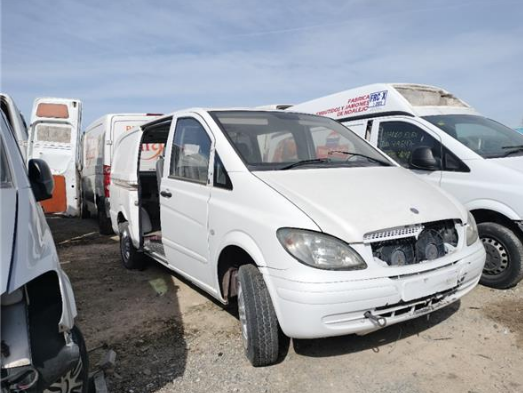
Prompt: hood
<box><xmin>1</xmin><ymin>189</ymin><xmax>17</xmax><ymax>295</ymax></box>
<box><xmin>255</xmin><ymin>167</ymin><xmax>467</xmax><ymax>243</ymax></box>
<box><xmin>490</xmin><ymin>156</ymin><xmax>523</xmax><ymax>173</ymax></box>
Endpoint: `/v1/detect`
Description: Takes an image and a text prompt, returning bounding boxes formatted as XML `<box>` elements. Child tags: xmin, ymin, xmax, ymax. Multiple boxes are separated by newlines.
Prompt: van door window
<box><xmin>213</xmin><ymin>153</ymin><xmax>232</xmax><ymax>190</ymax></box>
<box><xmin>170</xmin><ymin>118</ymin><xmax>211</xmax><ymax>184</ymax></box>
<box><xmin>378</xmin><ymin>121</ymin><xmax>442</xmax><ymax>169</ymax></box>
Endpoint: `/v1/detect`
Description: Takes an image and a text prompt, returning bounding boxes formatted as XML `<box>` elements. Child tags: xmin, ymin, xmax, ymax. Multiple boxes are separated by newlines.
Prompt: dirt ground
<box><xmin>48</xmin><ymin>216</ymin><xmax>523</xmax><ymax>393</ymax></box>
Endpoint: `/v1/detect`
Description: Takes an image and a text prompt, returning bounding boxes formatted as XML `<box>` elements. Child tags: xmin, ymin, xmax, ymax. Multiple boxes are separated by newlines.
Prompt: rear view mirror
<box><xmin>28</xmin><ymin>159</ymin><xmax>54</xmax><ymax>201</ymax></box>
<box><xmin>410</xmin><ymin>146</ymin><xmax>439</xmax><ymax>171</ymax></box>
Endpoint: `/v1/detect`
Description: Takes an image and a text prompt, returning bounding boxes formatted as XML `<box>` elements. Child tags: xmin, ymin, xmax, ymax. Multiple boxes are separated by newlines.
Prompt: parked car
<box><xmin>81</xmin><ymin>113</ymin><xmax>161</xmax><ymax>234</ymax></box>
<box><xmin>109</xmin><ymin>108</ymin><xmax>485</xmax><ymax>366</ymax></box>
<box><xmin>27</xmin><ymin>97</ymin><xmax>83</xmax><ymax>216</ymax></box>
<box><xmin>1</xmin><ymin>112</ymin><xmax>88</xmax><ymax>392</ymax></box>
<box><xmin>0</xmin><ymin>93</ymin><xmax>28</xmax><ymax>160</ymax></box>
<box><xmin>290</xmin><ymin>84</ymin><xmax>523</xmax><ymax>289</ymax></box>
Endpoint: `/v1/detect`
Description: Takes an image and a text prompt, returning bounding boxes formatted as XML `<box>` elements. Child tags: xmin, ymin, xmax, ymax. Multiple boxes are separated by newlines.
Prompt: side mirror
<box><xmin>410</xmin><ymin>146</ymin><xmax>440</xmax><ymax>171</ymax></box>
<box><xmin>28</xmin><ymin>159</ymin><xmax>54</xmax><ymax>201</ymax></box>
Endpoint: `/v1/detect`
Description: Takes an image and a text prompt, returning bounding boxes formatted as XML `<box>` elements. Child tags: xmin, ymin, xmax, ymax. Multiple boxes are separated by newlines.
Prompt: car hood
<box><xmin>1</xmin><ymin>189</ymin><xmax>17</xmax><ymax>295</ymax></box>
<box><xmin>490</xmin><ymin>155</ymin><xmax>523</xmax><ymax>173</ymax></box>
<box><xmin>254</xmin><ymin>167</ymin><xmax>467</xmax><ymax>243</ymax></box>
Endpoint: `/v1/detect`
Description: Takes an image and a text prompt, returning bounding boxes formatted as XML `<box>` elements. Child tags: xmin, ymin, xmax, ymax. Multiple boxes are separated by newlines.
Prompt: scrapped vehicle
<box><xmin>290</xmin><ymin>84</ymin><xmax>523</xmax><ymax>289</ymax></box>
<box><xmin>110</xmin><ymin>109</ymin><xmax>485</xmax><ymax>367</ymax></box>
<box><xmin>1</xmin><ymin>113</ymin><xmax>88</xmax><ymax>391</ymax></box>
<box><xmin>27</xmin><ymin>97</ymin><xmax>83</xmax><ymax>216</ymax></box>
<box><xmin>81</xmin><ymin>113</ymin><xmax>161</xmax><ymax>234</ymax></box>
<box><xmin>0</xmin><ymin>93</ymin><xmax>28</xmax><ymax>160</ymax></box>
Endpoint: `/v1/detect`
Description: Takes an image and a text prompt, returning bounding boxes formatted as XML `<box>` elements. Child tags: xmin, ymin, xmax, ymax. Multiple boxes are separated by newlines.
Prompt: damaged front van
<box><xmin>1</xmin><ymin>112</ymin><xmax>88</xmax><ymax>391</ymax></box>
<box><xmin>110</xmin><ymin>109</ymin><xmax>486</xmax><ymax>367</ymax></box>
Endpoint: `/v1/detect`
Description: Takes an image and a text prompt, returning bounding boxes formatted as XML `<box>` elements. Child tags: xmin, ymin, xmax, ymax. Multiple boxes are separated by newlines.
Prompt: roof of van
<box><xmin>85</xmin><ymin>113</ymin><xmax>162</xmax><ymax>130</ymax></box>
<box><xmin>289</xmin><ymin>83</ymin><xmax>481</xmax><ymax>121</ymax></box>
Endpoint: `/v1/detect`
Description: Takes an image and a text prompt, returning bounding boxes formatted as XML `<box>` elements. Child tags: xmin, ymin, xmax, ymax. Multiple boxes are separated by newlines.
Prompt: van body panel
<box><xmin>28</xmin><ymin>97</ymin><xmax>82</xmax><ymax>216</ymax></box>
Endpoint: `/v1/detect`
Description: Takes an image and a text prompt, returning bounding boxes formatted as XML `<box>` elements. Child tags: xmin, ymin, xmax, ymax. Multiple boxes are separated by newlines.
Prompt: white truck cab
<box><xmin>290</xmin><ymin>84</ymin><xmax>523</xmax><ymax>289</ymax></box>
<box><xmin>110</xmin><ymin>108</ymin><xmax>485</xmax><ymax>367</ymax></box>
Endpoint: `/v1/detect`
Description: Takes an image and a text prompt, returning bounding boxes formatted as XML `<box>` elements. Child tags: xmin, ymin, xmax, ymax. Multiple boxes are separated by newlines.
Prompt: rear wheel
<box><xmin>479</xmin><ymin>222</ymin><xmax>523</xmax><ymax>289</ymax></box>
<box><xmin>237</xmin><ymin>265</ymin><xmax>281</xmax><ymax>367</ymax></box>
<box><xmin>119</xmin><ymin>222</ymin><xmax>145</xmax><ymax>270</ymax></box>
<box><xmin>44</xmin><ymin>326</ymin><xmax>89</xmax><ymax>393</ymax></box>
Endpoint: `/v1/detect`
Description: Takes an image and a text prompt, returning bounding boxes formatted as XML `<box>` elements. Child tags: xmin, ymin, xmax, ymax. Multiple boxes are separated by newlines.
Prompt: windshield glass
<box><xmin>423</xmin><ymin>114</ymin><xmax>523</xmax><ymax>159</ymax></box>
<box><xmin>211</xmin><ymin>111</ymin><xmax>391</xmax><ymax>170</ymax></box>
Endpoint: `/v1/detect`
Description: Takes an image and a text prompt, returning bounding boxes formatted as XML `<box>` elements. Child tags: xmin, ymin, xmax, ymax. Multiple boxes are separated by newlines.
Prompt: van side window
<box><xmin>213</xmin><ymin>153</ymin><xmax>233</xmax><ymax>190</ymax></box>
<box><xmin>170</xmin><ymin>118</ymin><xmax>211</xmax><ymax>184</ymax></box>
<box><xmin>378</xmin><ymin>121</ymin><xmax>442</xmax><ymax>169</ymax></box>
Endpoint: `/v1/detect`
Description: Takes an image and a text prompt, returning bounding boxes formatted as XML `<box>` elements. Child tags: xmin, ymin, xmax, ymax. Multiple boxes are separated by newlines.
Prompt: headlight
<box><xmin>466</xmin><ymin>212</ymin><xmax>479</xmax><ymax>246</ymax></box>
<box><xmin>277</xmin><ymin>228</ymin><xmax>367</xmax><ymax>270</ymax></box>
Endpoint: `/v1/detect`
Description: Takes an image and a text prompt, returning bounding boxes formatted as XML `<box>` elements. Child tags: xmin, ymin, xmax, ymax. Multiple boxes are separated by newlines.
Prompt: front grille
<box><xmin>370</xmin><ymin>220</ymin><xmax>459</xmax><ymax>266</ymax></box>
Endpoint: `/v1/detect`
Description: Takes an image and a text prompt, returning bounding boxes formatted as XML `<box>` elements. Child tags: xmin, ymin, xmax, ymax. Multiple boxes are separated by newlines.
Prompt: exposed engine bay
<box><xmin>368</xmin><ymin>220</ymin><xmax>459</xmax><ymax>266</ymax></box>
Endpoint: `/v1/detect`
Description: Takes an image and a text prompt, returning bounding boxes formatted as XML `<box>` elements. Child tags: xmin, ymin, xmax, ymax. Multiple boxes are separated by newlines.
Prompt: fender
<box><xmin>465</xmin><ymin>199</ymin><xmax>521</xmax><ymax>221</ymax></box>
<box><xmin>215</xmin><ymin>230</ymin><xmax>268</xmax><ymax>268</ymax></box>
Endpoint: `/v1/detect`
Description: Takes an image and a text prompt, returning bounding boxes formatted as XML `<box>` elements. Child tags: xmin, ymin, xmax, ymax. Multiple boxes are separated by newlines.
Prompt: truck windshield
<box><xmin>211</xmin><ymin>111</ymin><xmax>391</xmax><ymax>170</ymax></box>
<box><xmin>423</xmin><ymin>114</ymin><xmax>523</xmax><ymax>159</ymax></box>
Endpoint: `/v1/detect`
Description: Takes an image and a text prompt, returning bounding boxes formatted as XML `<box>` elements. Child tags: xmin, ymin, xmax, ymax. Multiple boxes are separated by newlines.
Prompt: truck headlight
<box><xmin>277</xmin><ymin>228</ymin><xmax>367</xmax><ymax>270</ymax></box>
<box><xmin>466</xmin><ymin>212</ymin><xmax>479</xmax><ymax>246</ymax></box>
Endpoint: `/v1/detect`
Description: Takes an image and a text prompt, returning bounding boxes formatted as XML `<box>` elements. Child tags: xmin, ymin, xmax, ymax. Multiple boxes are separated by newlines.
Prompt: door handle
<box><xmin>160</xmin><ymin>190</ymin><xmax>172</xmax><ymax>198</ymax></box>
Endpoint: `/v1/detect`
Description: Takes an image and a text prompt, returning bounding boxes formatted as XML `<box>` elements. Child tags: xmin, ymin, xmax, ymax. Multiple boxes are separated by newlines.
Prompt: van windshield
<box><xmin>210</xmin><ymin>111</ymin><xmax>391</xmax><ymax>170</ymax></box>
<box><xmin>423</xmin><ymin>114</ymin><xmax>523</xmax><ymax>159</ymax></box>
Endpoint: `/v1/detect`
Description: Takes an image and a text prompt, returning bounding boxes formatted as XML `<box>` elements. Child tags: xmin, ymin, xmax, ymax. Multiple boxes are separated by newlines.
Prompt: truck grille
<box><xmin>369</xmin><ymin>220</ymin><xmax>459</xmax><ymax>266</ymax></box>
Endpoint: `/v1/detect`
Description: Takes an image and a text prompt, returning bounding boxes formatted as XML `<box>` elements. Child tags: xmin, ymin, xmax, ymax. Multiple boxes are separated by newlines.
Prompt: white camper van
<box><xmin>109</xmin><ymin>108</ymin><xmax>485</xmax><ymax>366</ymax></box>
<box><xmin>1</xmin><ymin>93</ymin><xmax>28</xmax><ymax>159</ymax></box>
<box><xmin>81</xmin><ymin>113</ymin><xmax>161</xmax><ymax>234</ymax></box>
<box><xmin>290</xmin><ymin>84</ymin><xmax>523</xmax><ymax>289</ymax></box>
<box><xmin>27</xmin><ymin>97</ymin><xmax>83</xmax><ymax>216</ymax></box>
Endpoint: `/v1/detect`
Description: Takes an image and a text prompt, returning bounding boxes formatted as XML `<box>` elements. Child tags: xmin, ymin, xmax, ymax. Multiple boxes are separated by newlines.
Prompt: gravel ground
<box><xmin>48</xmin><ymin>216</ymin><xmax>523</xmax><ymax>393</ymax></box>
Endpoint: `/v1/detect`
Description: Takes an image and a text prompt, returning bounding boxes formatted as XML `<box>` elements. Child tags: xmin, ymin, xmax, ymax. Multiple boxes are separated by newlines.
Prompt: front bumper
<box><xmin>264</xmin><ymin>244</ymin><xmax>485</xmax><ymax>339</ymax></box>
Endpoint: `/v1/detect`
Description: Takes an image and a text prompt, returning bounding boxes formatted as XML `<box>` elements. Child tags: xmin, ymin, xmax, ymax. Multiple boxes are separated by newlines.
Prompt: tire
<box><xmin>44</xmin><ymin>326</ymin><xmax>89</xmax><ymax>393</ymax></box>
<box><xmin>97</xmin><ymin>201</ymin><xmax>113</xmax><ymax>235</ymax></box>
<box><xmin>237</xmin><ymin>264</ymin><xmax>281</xmax><ymax>367</ymax></box>
<box><xmin>119</xmin><ymin>221</ymin><xmax>145</xmax><ymax>270</ymax></box>
<box><xmin>479</xmin><ymin>222</ymin><xmax>523</xmax><ymax>289</ymax></box>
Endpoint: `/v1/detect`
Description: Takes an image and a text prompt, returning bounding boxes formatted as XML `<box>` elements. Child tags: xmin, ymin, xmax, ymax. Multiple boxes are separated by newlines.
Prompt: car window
<box><xmin>0</xmin><ymin>119</ymin><xmax>13</xmax><ymax>188</ymax></box>
<box><xmin>213</xmin><ymin>153</ymin><xmax>232</xmax><ymax>190</ymax></box>
<box><xmin>211</xmin><ymin>111</ymin><xmax>389</xmax><ymax>170</ymax></box>
<box><xmin>423</xmin><ymin>114</ymin><xmax>523</xmax><ymax>159</ymax></box>
<box><xmin>378</xmin><ymin>121</ymin><xmax>442</xmax><ymax>169</ymax></box>
<box><xmin>170</xmin><ymin>118</ymin><xmax>212</xmax><ymax>184</ymax></box>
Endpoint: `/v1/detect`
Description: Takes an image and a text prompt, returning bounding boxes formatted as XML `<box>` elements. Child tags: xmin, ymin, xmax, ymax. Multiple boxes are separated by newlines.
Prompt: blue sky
<box><xmin>2</xmin><ymin>0</ymin><xmax>522</xmax><ymax>127</ymax></box>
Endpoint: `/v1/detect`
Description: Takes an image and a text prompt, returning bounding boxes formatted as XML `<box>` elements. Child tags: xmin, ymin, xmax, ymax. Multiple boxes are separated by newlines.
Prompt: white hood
<box><xmin>255</xmin><ymin>167</ymin><xmax>467</xmax><ymax>243</ymax></box>
<box><xmin>490</xmin><ymin>156</ymin><xmax>523</xmax><ymax>173</ymax></box>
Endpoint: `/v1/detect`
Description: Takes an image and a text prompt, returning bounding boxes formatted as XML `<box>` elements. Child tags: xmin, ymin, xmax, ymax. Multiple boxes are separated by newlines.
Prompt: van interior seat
<box><xmin>236</xmin><ymin>142</ymin><xmax>253</xmax><ymax>162</ymax></box>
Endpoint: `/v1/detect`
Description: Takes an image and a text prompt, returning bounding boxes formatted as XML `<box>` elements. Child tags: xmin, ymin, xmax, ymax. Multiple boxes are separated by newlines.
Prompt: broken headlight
<box><xmin>466</xmin><ymin>212</ymin><xmax>479</xmax><ymax>246</ymax></box>
<box><xmin>277</xmin><ymin>228</ymin><xmax>367</xmax><ymax>270</ymax></box>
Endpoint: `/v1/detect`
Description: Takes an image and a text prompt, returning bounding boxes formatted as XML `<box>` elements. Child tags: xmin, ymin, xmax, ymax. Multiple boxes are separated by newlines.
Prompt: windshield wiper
<box><xmin>501</xmin><ymin>145</ymin><xmax>523</xmax><ymax>157</ymax></box>
<box><xmin>280</xmin><ymin>158</ymin><xmax>330</xmax><ymax>170</ymax></box>
<box><xmin>328</xmin><ymin>150</ymin><xmax>390</xmax><ymax>166</ymax></box>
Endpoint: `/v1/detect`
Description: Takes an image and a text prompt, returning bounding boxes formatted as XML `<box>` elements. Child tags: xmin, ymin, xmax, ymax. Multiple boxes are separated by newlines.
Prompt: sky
<box><xmin>1</xmin><ymin>0</ymin><xmax>522</xmax><ymax>127</ymax></box>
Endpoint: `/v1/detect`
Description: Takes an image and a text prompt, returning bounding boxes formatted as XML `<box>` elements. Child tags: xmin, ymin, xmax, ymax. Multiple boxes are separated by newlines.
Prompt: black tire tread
<box><xmin>119</xmin><ymin>222</ymin><xmax>145</xmax><ymax>270</ymax></box>
<box><xmin>239</xmin><ymin>264</ymin><xmax>279</xmax><ymax>367</ymax></box>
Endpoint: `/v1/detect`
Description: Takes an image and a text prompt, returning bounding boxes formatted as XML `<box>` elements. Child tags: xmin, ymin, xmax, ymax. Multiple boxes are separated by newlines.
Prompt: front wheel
<box><xmin>44</xmin><ymin>326</ymin><xmax>89</xmax><ymax>393</ymax></box>
<box><xmin>479</xmin><ymin>222</ymin><xmax>523</xmax><ymax>289</ymax></box>
<box><xmin>119</xmin><ymin>222</ymin><xmax>146</xmax><ymax>270</ymax></box>
<box><xmin>237</xmin><ymin>265</ymin><xmax>282</xmax><ymax>367</ymax></box>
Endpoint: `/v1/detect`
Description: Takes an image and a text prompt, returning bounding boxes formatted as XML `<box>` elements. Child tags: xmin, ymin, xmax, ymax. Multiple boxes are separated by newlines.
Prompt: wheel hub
<box><xmin>482</xmin><ymin>236</ymin><xmax>509</xmax><ymax>276</ymax></box>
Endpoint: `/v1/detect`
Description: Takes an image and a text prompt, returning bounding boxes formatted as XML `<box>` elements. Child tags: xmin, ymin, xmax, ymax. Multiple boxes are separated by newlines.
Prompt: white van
<box><xmin>290</xmin><ymin>84</ymin><xmax>523</xmax><ymax>289</ymax></box>
<box><xmin>1</xmin><ymin>110</ymin><xmax>88</xmax><ymax>391</ymax></box>
<box><xmin>27</xmin><ymin>97</ymin><xmax>83</xmax><ymax>216</ymax></box>
<box><xmin>81</xmin><ymin>113</ymin><xmax>161</xmax><ymax>234</ymax></box>
<box><xmin>1</xmin><ymin>93</ymin><xmax>28</xmax><ymax>160</ymax></box>
<box><xmin>110</xmin><ymin>108</ymin><xmax>485</xmax><ymax>366</ymax></box>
